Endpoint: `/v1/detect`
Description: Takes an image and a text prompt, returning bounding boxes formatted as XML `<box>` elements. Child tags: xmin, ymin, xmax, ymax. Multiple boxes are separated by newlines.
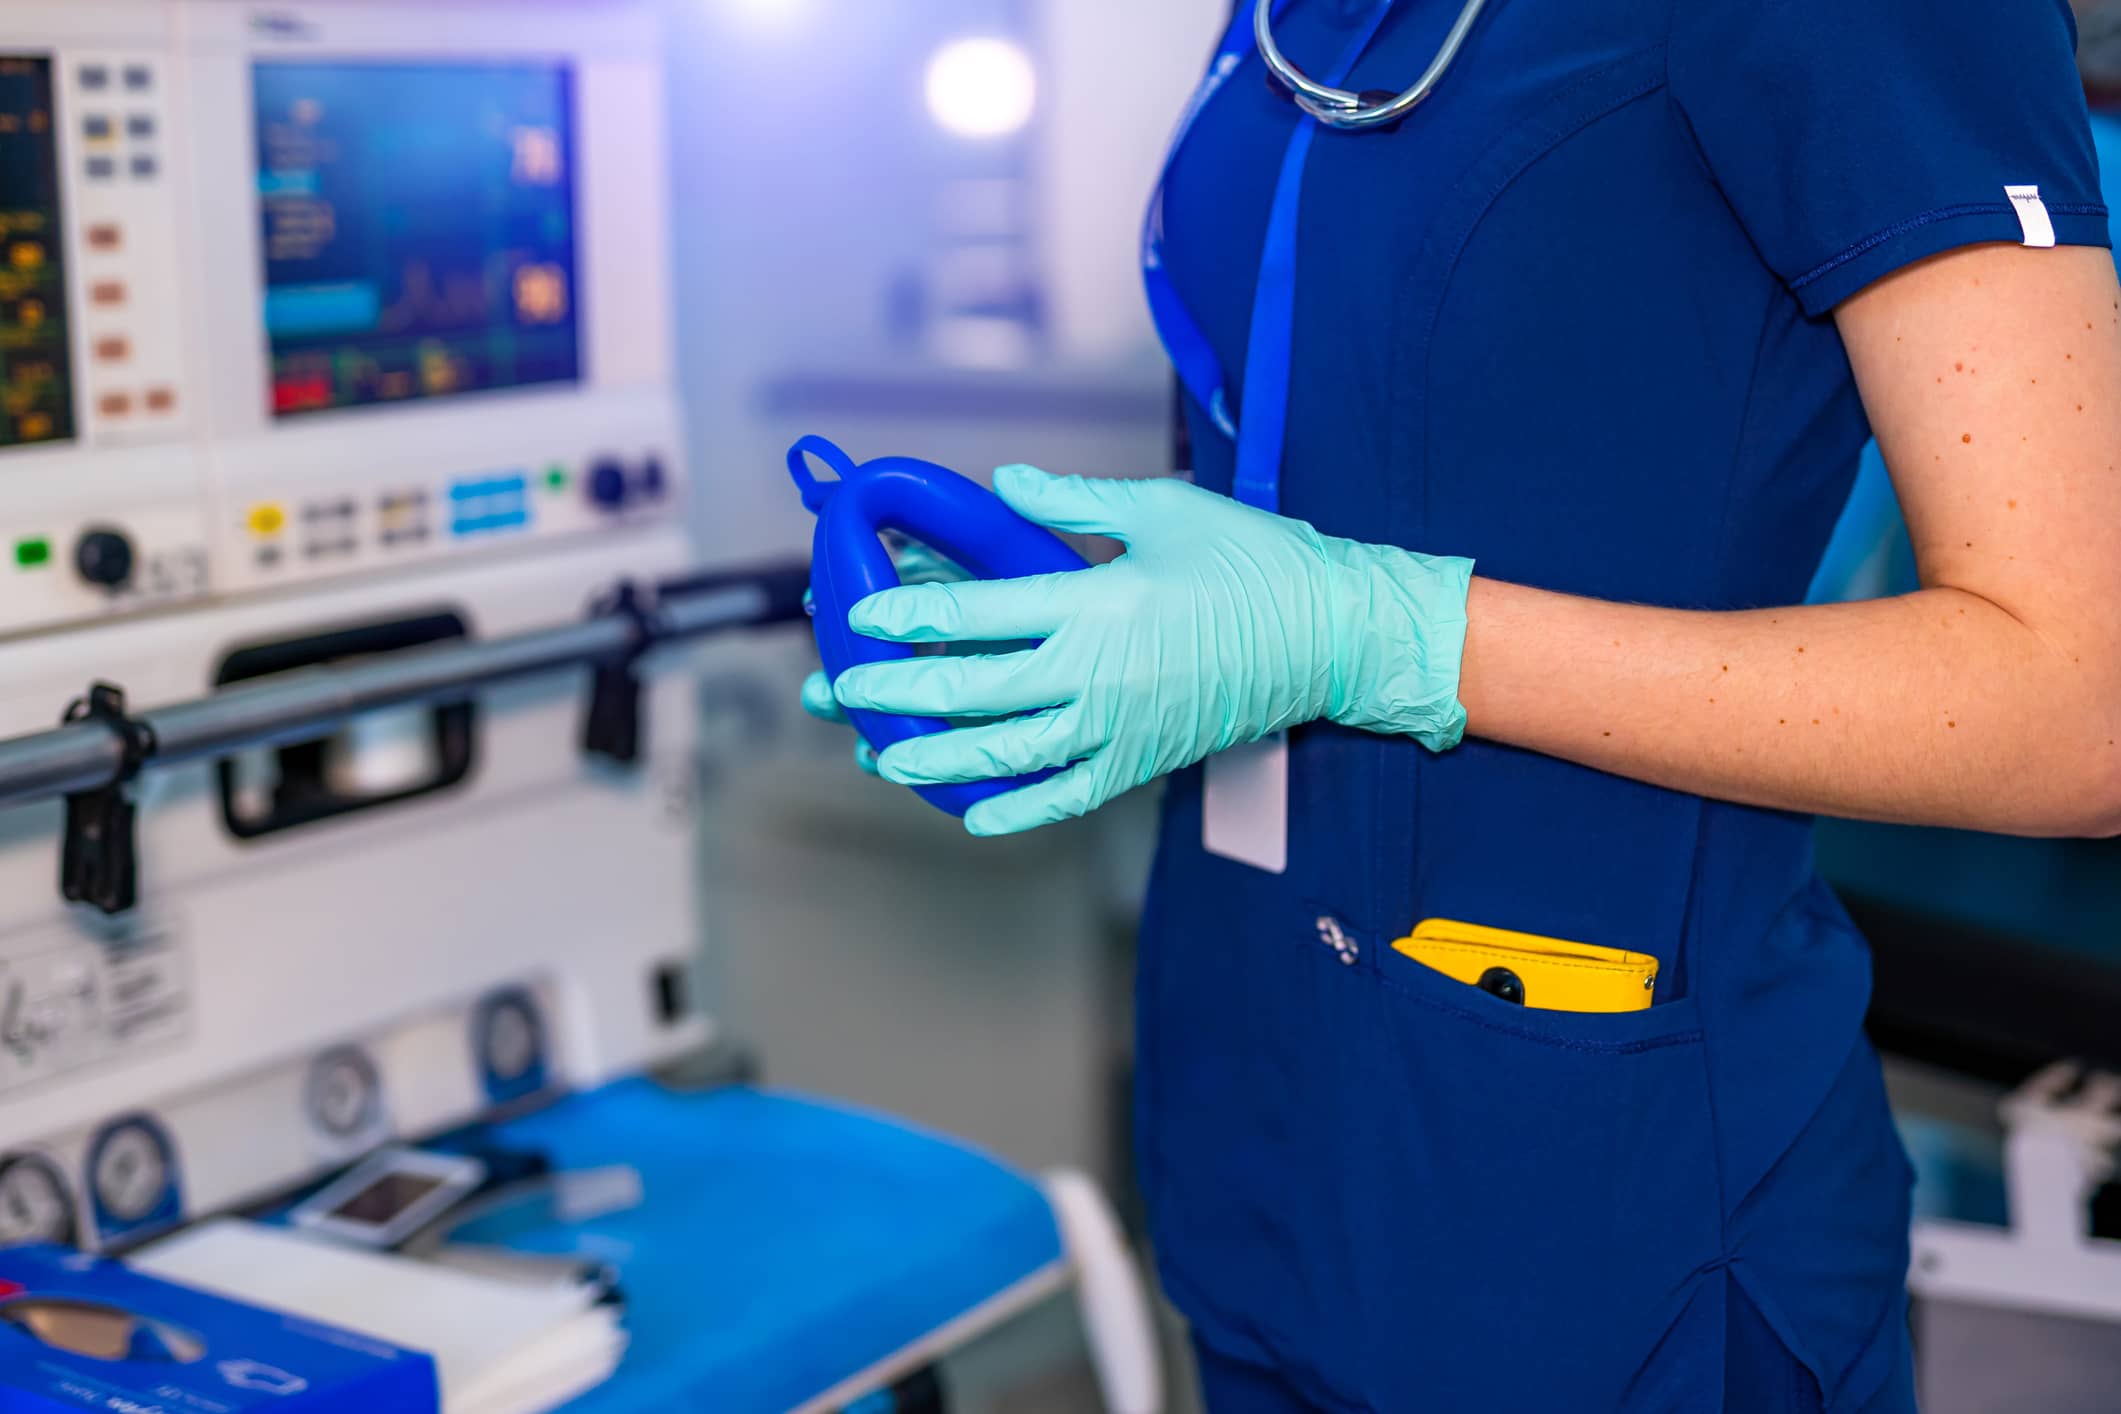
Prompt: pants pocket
<box><xmin>1139</xmin><ymin>895</ymin><xmax>1726</xmax><ymax>1414</ymax></box>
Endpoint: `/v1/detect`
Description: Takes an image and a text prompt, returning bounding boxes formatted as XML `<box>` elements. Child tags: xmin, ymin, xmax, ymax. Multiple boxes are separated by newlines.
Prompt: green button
<box><xmin>544</xmin><ymin>466</ymin><xmax>569</xmax><ymax>492</ymax></box>
<box><xmin>14</xmin><ymin>537</ymin><xmax>50</xmax><ymax>569</ymax></box>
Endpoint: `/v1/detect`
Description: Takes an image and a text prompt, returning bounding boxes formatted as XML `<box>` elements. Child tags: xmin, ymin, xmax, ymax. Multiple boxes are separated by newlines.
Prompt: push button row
<box><xmin>585</xmin><ymin>455</ymin><xmax>669</xmax><ymax>513</ymax></box>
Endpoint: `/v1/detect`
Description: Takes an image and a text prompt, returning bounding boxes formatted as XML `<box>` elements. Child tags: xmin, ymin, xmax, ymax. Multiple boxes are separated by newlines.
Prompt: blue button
<box><xmin>587</xmin><ymin>459</ymin><xmax>629</xmax><ymax>511</ymax></box>
<box><xmin>638</xmin><ymin>456</ymin><xmax>667</xmax><ymax>501</ymax></box>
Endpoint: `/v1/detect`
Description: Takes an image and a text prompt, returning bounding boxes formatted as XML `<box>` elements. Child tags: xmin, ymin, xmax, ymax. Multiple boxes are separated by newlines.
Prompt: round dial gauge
<box><xmin>481</xmin><ymin>999</ymin><xmax>539</xmax><ymax>1083</ymax></box>
<box><xmin>305</xmin><ymin>1048</ymin><xmax>382</xmax><ymax>1139</ymax></box>
<box><xmin>90</xmin><ymin>1121</ymin><xmax>170</xmax><ymax>1225</ymax></box>
<box><xmin>0</xmin><ymin>1153</ymin><xmax>76</xmax><ymax>1248</ymax></box>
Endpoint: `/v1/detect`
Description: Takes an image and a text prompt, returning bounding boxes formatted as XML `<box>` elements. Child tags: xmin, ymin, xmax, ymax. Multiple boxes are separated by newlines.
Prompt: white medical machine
<box><xmin>0</xmin><ymin>0</ymin><xmax>716</xmax><ymax>1251</ymax></box>
<box><xmin>1910</xmin><ymin>1063</ymin><xmax>2121</xmax><ymax>1414</ymax></box>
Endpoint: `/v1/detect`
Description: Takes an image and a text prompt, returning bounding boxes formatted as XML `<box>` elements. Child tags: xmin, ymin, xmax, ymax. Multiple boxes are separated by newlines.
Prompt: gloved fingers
<box><xmin>799</xmin><ymin>670</ymin><xmax>848</xmax><ymax>724</ymax></box>
<box><xmin>892</xmin><ymin>539</ymin><xmax>970</xmax><ymax>586</ymax></box>
<box><xmin>853</xmin><ymin>739</ymin><xmax>881</xmax><ymax>776</ymax></box>
<box><xmin>963</xmin><ymin>757</ymin><xmax>1113</xmax><ymax>837</ymax></box>
<box><xmin>992</xmin><ymin>464</ymin><xmax>1170</xmax><ymax>541</ymax></box>
<box><xmin>834</xmin><ymin>649</ymin><xmax>1068</xmax><ymax>719</ymax></box>
<box><xmin>849</xmin><ymin>576</ymin><xmax>1074</xmax><ymax>644</ymax></box>
<box><xmin>874</xmin><ymin>708</ymin><xmax>1094</xmax><ymax>787</ymax></box>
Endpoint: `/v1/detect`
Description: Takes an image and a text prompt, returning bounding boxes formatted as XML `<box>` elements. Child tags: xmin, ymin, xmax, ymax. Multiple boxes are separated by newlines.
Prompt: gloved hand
<box><xmin>800</xmin><ymin>538</ymin><xmax>969</xmax><ymax>775</ymax></box>
<box><xmin>832</xmin><ymin>467</ymin><xmax>1474</xmax><ymax>836</ymax></box>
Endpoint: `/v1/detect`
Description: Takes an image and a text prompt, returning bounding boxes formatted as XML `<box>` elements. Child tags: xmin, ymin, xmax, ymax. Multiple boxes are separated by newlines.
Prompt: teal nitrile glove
<box><xmin>800</xmin><ymin>538</ymin><xmax>971</xmax><ymax>776</ymax></box>
<box><xmin>833</xmin><ymin>467</ymin><xmax>1474</xmax><ymax>837</ymax></box>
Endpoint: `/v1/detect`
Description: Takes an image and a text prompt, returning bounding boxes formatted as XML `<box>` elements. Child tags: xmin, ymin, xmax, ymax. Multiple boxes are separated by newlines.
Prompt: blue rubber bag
<box><xmin>788</xmin><ymin>436</ymin><xmax>1089</xmax><ymax>817</ymax></box>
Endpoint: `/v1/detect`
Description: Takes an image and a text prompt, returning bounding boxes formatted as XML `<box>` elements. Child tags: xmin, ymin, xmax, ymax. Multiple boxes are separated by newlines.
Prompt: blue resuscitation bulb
<box><xmin>787</xmin><ymin>436</ymin><xmax>1089</xmax><ymax>817</ymax></box>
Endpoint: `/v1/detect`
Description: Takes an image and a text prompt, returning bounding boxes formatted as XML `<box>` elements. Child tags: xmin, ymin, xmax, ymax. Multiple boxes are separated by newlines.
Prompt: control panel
<box><xmin>0</xmin><ymin>937</ymin><xmax>564</xmax><ymax>1249</ymax></box>
<box><xmin>0</xmin><ymin>0</ymin><xmax>681</xmax><ymax>641</ymax></box>
<box><xmin>0</xmin><ymin>0</ymin><xmax>705</xmax><ymax>1247</ymax></box>
<box><xmin>57</xmin><ymin>49</ymin><xmax>190</xmax><ymax>443</ymax></box>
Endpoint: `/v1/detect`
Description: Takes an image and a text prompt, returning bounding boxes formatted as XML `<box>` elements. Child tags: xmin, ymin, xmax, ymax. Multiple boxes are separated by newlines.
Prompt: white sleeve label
<box><xmin>2006</xmin><ymin>185</ymin><xmax>2057</xmax><ymax>248</ymax></box>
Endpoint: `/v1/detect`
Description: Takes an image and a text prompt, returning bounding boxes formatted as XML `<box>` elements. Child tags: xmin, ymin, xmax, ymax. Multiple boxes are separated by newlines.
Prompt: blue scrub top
<box><xmin>1140</xmin><ymin>2</ymin><xmax>2107</xmax><ymax>1410</ymax></box>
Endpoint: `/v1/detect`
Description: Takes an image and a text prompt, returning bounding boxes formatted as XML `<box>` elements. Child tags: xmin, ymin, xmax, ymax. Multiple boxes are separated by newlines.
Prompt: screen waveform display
<box><xmin>0</xmin><ymin>55</ymin><xmax>73</xmax><ymax>449</ymax></box>
<box><xmin>254</xmin><ymin>61</ymin><xmax>580</xmax><ymax>417</ymax></box>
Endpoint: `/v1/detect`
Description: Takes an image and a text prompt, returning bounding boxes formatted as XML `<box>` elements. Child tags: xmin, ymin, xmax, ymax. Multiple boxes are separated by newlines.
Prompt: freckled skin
<box><xmin>1458</xmin><ymin>245</ymin><xmax>2121</xmax><ymax>838</ymax></box>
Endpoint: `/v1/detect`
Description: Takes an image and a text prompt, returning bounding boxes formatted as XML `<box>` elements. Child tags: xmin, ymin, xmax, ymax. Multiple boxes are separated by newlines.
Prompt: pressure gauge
<box><xmin>482</xmin><ymin>1000</ymin><xmax>538</xmax><ymax>1083</ymax></box>
<box><xmin>471</xmin><ymin>988</ymin><xmax>548</xmax><ymax>1105</ymax></box>
<box><xmin>305</xmin><ymin>1046</ymin><xmax>383</xmax><ymax>1141</ymax></box>
<box><xmin>88</xmin><ymin>1117</ymin><xmax>175</xmax><ymax>1229</ymax></box>
<box><xmin>0</xmin><ymin>1154</ymin><xmax>77</xmax><ymax>1249</ymax></box>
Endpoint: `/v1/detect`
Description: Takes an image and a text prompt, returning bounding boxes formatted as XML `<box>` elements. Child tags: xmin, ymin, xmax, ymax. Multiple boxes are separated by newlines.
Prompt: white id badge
<box><xmin>1203</xmin><ymin>733</ymin><xmax>1289</xmax><ymax>874</ymax></box>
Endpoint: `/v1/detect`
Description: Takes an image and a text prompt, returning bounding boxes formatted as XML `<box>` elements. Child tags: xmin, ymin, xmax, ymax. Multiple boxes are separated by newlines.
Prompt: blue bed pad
<box><xmin>477</xmin><ymin>1079</ymin><xmax>1065</xmax><ymax>1413</ymax></box>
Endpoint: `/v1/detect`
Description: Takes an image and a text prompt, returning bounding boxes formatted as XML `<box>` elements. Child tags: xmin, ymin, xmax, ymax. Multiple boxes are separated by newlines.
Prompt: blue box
<box><xmin>0</xmin><ymin>1244</ymin><xmax>437</xmax><ymax>1413</ymax></box>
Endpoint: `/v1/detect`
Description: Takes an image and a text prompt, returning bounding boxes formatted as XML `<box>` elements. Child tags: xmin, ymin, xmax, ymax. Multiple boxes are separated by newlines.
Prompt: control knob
<box><xmin>74</xmin><ymin>527</ymin><xmax>135</xmax><ymax>589</ymax></box>
<box><xmin>587</xmin><ymin>459</ymin><xmax>630</xmax><ymax>512</ymax></box>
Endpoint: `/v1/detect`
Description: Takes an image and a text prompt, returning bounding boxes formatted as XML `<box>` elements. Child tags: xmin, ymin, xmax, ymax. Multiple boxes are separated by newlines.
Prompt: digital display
<box><xmin>254</xmin><ymin>61</ymin><xmax>580</xmax><ymax>417</ymax></box>
<box><xmin>328</xmin><ymin>1170</ymin><xmax>444</xmax><ymax>1226</ymax></box>
<box><xmin>0</xmin><ymin>56</ymin><xmax>74</xmax><ymax>448</ymax></box>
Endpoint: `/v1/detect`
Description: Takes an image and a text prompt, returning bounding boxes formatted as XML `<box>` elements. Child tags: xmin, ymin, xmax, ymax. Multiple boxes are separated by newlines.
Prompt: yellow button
<box><xmin>247</xmin><ymin>503</ymin><xmax>286</xmax><ymax>537</ymax></box>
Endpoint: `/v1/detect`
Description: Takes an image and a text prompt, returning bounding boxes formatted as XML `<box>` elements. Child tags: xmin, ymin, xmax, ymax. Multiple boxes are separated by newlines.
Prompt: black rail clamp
<box><xmin>581</xmin><ymin>580</ymin><xmax>659</xmax><ymax>766</ymax></box>
<box><xmin>578</xmin><ymin>564</ymin><xmax>813</xmax><ymax>768</ymax></box>
<box><xmin>59</xmin><ymin>683</ymin><xmax>157</xmax><ymax>916</ymax></box>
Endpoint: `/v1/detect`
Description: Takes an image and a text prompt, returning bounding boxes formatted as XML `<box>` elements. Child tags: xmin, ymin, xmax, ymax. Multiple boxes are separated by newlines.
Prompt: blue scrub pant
<box><xmin>1194</xmin><ymin>1293</ymin><xmax>1919</xmax><ymax>1413</ymax></box>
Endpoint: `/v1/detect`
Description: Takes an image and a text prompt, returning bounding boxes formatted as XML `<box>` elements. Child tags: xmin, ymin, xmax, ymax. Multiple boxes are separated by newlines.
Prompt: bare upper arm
<box><xmin>1836</xmin><ymin>243</ymin><xmax>2121</xmax><ymax>665</ymax></box>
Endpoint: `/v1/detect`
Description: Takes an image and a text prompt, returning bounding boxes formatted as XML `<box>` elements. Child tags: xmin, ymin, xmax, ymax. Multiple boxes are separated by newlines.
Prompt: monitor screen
<box><xmin>254</xmin><ymin>61</ymin><xmax>581</xmax><ymax>418</ymax></box>
<box><xmin>0</xmin><ymin>55</ymin><xmax>74</xmax><ymax>448</ymax></box>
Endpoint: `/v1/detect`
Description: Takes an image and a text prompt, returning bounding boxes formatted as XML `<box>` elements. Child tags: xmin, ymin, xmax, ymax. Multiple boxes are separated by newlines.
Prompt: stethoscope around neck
<box><xmin>1255</xmin><ymin>0</ymin><xmax>1493</xmax><ymax>131</ymax></box>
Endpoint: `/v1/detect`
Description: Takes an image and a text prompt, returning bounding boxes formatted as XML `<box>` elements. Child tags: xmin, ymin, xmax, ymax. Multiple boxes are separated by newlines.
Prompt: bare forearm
<box><xmin>1458</xmin><ymin>577</ymin><xmax>2121</xmax><ymax>837</ymax></box>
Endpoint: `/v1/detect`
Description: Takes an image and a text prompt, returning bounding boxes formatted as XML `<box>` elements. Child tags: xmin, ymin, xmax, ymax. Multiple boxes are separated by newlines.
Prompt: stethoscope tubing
<box><xmin>1255</xmin><ymin>0</ymin><xmax>1494</xmax><ymax>131</ymax></box>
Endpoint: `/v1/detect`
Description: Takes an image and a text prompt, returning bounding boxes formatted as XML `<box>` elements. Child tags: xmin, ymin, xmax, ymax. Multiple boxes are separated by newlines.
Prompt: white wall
<box><xmin>1034</xmin><ymin>0</ymin><xmax>1229</xmax><ymax>362</ymax></box>
<box><xmin>665</xmin><ymin>0</ymin><xmax>1213</xmax><ymax>1188</ymax></box>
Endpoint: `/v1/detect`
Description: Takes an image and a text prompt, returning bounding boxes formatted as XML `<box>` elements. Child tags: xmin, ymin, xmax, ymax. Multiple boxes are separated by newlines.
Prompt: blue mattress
<box><xmin>478</xmin><ymin>1080</ymin><xmax>1064</xmax><ymax>1413</ymax></box>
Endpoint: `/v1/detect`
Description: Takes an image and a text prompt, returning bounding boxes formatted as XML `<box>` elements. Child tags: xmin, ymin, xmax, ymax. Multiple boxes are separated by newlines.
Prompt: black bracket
<box><xmin>581</xmin><ymin>581</ymin><xmax>657</xmax><ymax>766</ymax></box>
<box><xmin>59</xmin><ymin>683</ymin><xmax>156</xmax><ymax>916</ymax></box>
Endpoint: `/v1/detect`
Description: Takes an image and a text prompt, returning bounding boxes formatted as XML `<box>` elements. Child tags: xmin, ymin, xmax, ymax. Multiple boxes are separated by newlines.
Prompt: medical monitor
<box><xmin>0</xmin><ymin>54</ymin><xmax>72</xmax><ymax>448</ymax></box>
<box><xmin>0</xmin><ymin>0</ymin><xmax>680</xmax><ymax>640</ymax></box>
<box><xmin>255</xmin><ymin>60</ymin><xmax>582</xmax><ymax>417</ymax></box>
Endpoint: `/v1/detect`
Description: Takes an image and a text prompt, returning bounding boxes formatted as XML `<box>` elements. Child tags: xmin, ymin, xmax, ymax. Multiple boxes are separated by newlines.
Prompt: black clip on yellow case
<box><xmin>1392</xmin><ymin>919</ymin><xmax>1658</xmax><ymax>1013</ymax></box>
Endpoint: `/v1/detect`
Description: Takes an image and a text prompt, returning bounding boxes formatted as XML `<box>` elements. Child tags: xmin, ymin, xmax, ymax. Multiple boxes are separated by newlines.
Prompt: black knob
<box><xmin>587</xmin><ymin>459</ymin><xmax>629</xmax><ymax>511</ymax></box>
<box><xmin>74</xmin><ymin>527</ymin><xmax>135</xmax><ymax>588</ymax></box>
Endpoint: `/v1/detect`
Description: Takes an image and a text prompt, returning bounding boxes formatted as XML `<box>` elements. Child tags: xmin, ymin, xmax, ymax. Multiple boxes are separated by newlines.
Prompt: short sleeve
<box><xmin>1669</xmin><ymin>0</ymin><xmax>2110</xmax><ymax>316</ymax></box>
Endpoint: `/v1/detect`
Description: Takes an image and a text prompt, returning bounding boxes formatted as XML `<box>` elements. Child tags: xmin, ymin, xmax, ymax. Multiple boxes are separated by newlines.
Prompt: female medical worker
<box><xmin>808</xmin><ymin>1</ymin><xmax>2121</xmax><ymax>1408</ymax></box>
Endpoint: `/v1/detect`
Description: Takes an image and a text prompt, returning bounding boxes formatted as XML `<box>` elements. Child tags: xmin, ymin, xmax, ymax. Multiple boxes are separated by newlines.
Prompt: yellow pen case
<box><xmin>1392</xmin><ymin>918</ymin><xmax>1659</xmax><ymax>1014</ymax></box>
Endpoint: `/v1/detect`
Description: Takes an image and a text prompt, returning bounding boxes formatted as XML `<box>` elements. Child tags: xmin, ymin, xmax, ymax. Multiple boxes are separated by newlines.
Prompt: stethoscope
<box><xmin>1255</xmin><ymin>0</ymin><xmax>1491</xmax><ymax>131</ymax></box>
